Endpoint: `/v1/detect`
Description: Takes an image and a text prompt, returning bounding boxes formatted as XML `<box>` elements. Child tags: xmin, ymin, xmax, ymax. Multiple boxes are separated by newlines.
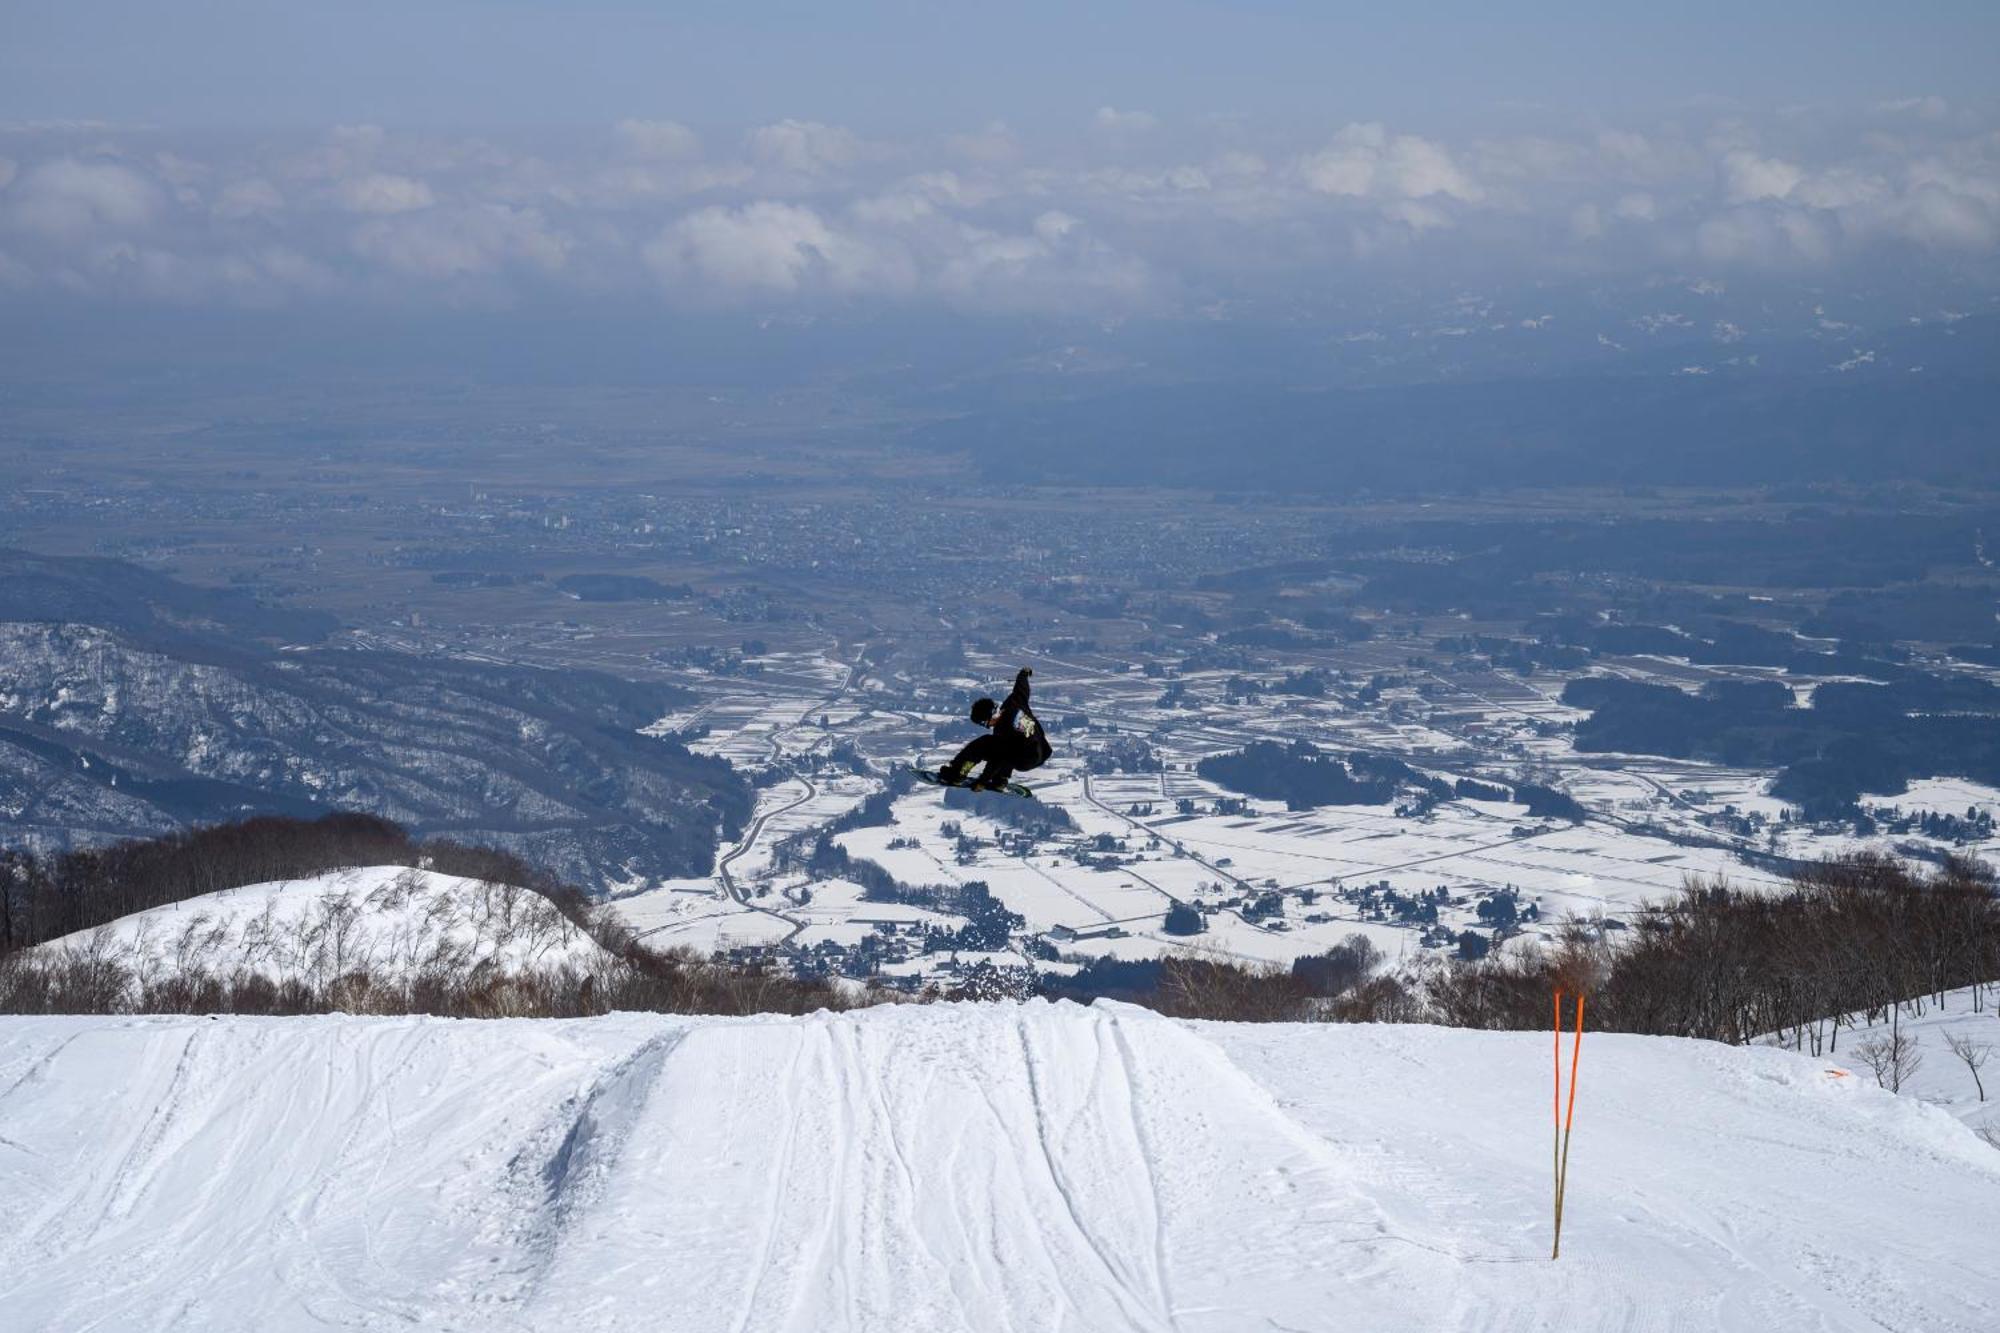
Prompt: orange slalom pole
<box><xmin>1553</xmin><ymin>992</ymin><xmax>1586</xmax><ymax>1259</ymax></box>
<box><xmin>1552</xmin><ymin>989</ymin><xmax>1562</xmax><ymax>1255</ymax></box>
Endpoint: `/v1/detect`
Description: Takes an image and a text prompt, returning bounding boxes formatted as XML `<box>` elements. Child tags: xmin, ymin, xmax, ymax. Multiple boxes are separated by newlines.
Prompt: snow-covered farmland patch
<box><xmin>784</xmin><ymin>878</ymin><xmax>958</xmax><ymax>951</ymax></box>
<box><xmin>1863</xmin><ymin>776</ymin><xmax>2000</xmax><ymax>819</ymax></box>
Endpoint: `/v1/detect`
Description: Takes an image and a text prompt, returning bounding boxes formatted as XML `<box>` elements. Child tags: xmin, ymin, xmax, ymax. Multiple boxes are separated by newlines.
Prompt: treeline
<box><xmin>1565</xmin><ymin>674</ymin><xmax>2000</xmax><ymax>816</ymax></box>
<box><xmin>1041</xmin><ymin>854</ymin><xmax>1998</xmax><ymax>1037</ymax></box>
<box><xmin>0</xmin><ymin>813</ymin><xmax>590</xmax><ymax>955</ymax></box>
<box><xmin>553</xmin><ymin>573</ymin><xmax>695</xmax><ymax>602</ymax></box>
<box><xmin>1199</xmin><ymin>741</ymin><xmax>1580</xmax><ymax>821</ymax></box>
<box><xmin>1414</xmin><ymin>854</ymin><xmax>2000</xmax><ymax>1046</ymax></box>
<box><xmin>1</xmin><ymin>932</ymin><xmax>866</xmax><ymax>1020</ymax></box>
<box><xmin>1198</xmin><ymin>740</ymin><xmax>1397</xmax><ymax>808</ymax></box>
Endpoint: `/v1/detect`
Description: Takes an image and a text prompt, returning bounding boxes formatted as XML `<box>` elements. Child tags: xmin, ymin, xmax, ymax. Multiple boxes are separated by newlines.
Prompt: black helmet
<box><xmin>970</xmin><ymin>697</ymin><xmax>997</xmax><ymax>724</ymax></box>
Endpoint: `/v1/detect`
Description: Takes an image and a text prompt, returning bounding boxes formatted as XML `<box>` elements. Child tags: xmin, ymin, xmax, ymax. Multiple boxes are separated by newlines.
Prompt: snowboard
<box><xmin>909</xmin><ymin>764</ymin><xmax>1036</xmax><ymax>800</ymax></box>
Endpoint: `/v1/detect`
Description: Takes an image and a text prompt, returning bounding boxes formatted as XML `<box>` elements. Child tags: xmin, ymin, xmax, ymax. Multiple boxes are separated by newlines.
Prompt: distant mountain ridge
<box><xmin>0</xmin><ymin>547</ymin><xmax>337</xmax><ymax>656</ymax></box>
<box><xmin>0</xmin><ymin>552</ymin><xmax>749</xmax><ymax>889</ymax></box>
<box><xmin>920</xmin><ymin>317</ymin><xmax>2000</xmax><ymax>493</ymax></box>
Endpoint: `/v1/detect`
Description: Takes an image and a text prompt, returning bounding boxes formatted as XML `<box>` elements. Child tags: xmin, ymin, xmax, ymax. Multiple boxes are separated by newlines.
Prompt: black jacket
<box><xmin>994</xmin><ymin>669</ymin><xmax>1052</xmax><ymax>770</ymax></box>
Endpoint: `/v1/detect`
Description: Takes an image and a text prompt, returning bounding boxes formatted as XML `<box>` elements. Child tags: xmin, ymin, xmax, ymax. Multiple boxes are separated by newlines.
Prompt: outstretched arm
<box><xmin>993</xmin><ymin>668</ymin><xmax>1032</xmax><ymax>732</ymax></box>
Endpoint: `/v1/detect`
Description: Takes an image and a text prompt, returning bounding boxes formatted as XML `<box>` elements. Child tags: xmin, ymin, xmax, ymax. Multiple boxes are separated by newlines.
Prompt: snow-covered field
<box><xmin>603</xmin><ymin>646</ymin><xmax>2000</xmax><ymax>987</ymax></box>
<box><xmin>2</xmin><ymin>1001</ymin><xmax>1995</xmax><ymax>1331</ymax></box>
<box><xmin>816</xmin><ymin>766</ymin><xmax>1791</xmax><ymax>972</ymax></box>
<box><xmin>30</xmin><ymin>867</ymin><xmax>605</xmax><ymax>996</ymax></box>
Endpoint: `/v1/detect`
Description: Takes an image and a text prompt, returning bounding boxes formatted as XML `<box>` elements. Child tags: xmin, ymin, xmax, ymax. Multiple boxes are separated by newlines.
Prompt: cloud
<box><xmin>1791</xmin><ymin>167</ymin><xmax>1885</xmax><ymax>210</ymax></box>
<box><xmin>1721</xmin><ymin>150</ymin><xmax>1803</xmax><ymax>203</ymax></box>
<box><xmin>1093</xmin><ymin>107</ymin><xmax>1159</xmax><ymax>137</ymax></box>
<box><xmin>8</xmin><ymin>158</ymin><xmax>160</xmax><ymax>237</ymax></box>
<box><xmin>288</xmin><ymin>124</ymin><xmax>388</xmax><ymax>181</ymax></box>
<box><xmin>1885</xmin><ymin>182</ymin><xmax>1995</xmax><ymax>249</ymax></box>
<box><xmin>351</xmin><ymin>203</ymin><xmax>567</xmax><ymax>278</ymax></box>
<box><xmin>849</xmin><ymin>172</ymin><xmax>991</xmax><ymax>225</ymax></box>
<box><xmin>746</xmin><ymin>119</ymin><xmax>864</xmax><ymax>174</ymax></box>
<box><xmin>616</xmin><ymin>119</ymin><xmax>701</xmax><ymax>161</ymax></box>
<box><xmin>1210</xmin><ymin>151</ymin><xmax>1266</xmax><ymax>182</ymax></box>
<box><xmin>1381</xmin><ymin>199</ymin><xmax>1451</xmax><ymax>231</ymax></box>
<box><xmin>213</xmin><ymin>178</ymin><xmax>285</xmax><ymax>221</ymax></box>
<box><xmin>1694</xmin><ymin>205</ymin><xmax>1836</xmax><ymax>265</ymax></box>
<box><xmin>0</xmin><ymin>102</ymin><xmax>1996</xmax><ymax>313</ymax></box>
<box><xmin>152</xmin><ymin>152</ymin><xmax>208</xmax><ymax>188</ymax></box>
<box><xmin>337</xmin><ymin>173</ymin><xmax>436</xmax><ymax>214</ymax></box>
<box><xmin>1613</xmin><ymin>191</ymin><xmax>1657</xmax><ymax>221</ymax></box>
<box><xmin>1877</xmin><ymin>96</ymin><xmax>1949</xmax><ymax>120</ymax></box>
<box><xmin>1299</xmin><ymin>123</ymin><xmax>1484</xmax><ymax>204</ymax></box>
<box><xmin>931</xmin><ymin>210</ymin><xmax>1150</xmax><ymax>311</ymax></box>
<box><xmin>946</xmin><ymin>122</ymin><xmax>1020</xmax><ymax>164</ymax></box>
<box><xmin>646</xmin><ymin>201</ymin><xmax>858</xmax><ymax>292</ymax></box>
<box><xmin>640</xmin><ymin>195</ymin><xmax>1148</xmax><ymax>313</ymax></box>
<box><xmin>580</xmin><ymin>160</ymin><xmax>752</xmax><ymax>207</ymax></box>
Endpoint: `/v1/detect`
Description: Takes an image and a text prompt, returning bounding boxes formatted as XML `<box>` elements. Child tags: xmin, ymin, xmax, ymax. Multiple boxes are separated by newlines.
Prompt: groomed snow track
<box><xmin>2</xmin><ymin>1001</ymin><xmax>1997</xmax><ymax>1331</ymax></box>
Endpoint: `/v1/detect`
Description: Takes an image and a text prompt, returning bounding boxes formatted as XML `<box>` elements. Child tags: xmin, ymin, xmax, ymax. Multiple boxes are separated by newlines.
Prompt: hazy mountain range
<box><xmin>0</xmin><ymin>550</ymin><xmax>748</xmax><ymax>889</ymax></box>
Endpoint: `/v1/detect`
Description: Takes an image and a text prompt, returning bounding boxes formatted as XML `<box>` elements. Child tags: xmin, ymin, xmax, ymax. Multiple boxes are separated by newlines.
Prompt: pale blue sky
<box><xmin>4</xmin><ymin>1</ymin><xmax>1994</xmax><ymax>132</ymax></box>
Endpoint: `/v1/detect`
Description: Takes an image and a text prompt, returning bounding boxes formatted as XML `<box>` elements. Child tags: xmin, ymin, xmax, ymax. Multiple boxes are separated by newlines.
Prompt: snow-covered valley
<box><xmin>2</xmin><ymin>1000</ymin><xmax>1995</xmax><ymax>1331</ymax></box>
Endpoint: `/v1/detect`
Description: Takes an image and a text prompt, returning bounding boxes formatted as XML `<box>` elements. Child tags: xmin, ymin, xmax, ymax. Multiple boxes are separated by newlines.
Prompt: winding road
<box><xmin>716</xmin><ymin>774</ymin><xmax>819</xmax><ymax>944</ymax></box>
<box><xmin>707</xmin><ymin>645</ymin><xmax>874</xmax><ymax>945</ymax></box>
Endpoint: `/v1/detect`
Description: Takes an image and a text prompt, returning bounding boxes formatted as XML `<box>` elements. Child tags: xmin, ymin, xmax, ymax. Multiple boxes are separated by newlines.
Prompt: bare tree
<box><xmin>1944</xmin><ymin>1030</ymin><xmax>1992</xmax><ymax>1102</ymax></box>
<box><xmin>1855</xmin><ymin>1032</ymin><xmax>1923</xmax><ymax>1093</ymax></box>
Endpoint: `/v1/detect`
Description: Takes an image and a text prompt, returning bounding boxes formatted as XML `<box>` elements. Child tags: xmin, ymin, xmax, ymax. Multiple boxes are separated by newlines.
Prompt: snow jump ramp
<box><xmin>2</xmin><ymin>1000</ymin><xmax>1996</xmax><ymax>1330</ymax></box>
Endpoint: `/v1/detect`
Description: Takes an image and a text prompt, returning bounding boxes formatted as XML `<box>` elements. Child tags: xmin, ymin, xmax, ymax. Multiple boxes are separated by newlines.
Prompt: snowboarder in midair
<box><xmin>938</xmin><ymin>667</ymin><xmax>1051</xmax><ymax>790</ymax></box>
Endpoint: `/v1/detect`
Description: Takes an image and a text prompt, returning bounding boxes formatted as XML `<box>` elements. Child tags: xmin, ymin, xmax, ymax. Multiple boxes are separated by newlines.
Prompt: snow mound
<box><xmin>31</xmin><ymin>865</ymin><xmax>606</xmax><ymax>993</ymax></box>
<box><xmin>0</xmin><ymin>1001</ymin><xmax>1996</xmax><ymax>1330</ymax></box>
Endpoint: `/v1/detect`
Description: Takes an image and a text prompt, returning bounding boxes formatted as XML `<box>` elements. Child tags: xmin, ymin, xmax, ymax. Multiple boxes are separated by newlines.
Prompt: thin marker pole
<box><xmin>1553</xmin><ymin>992</ymin><xmax>1585</xmax><ymax>1259</ymax></box>
<box><xmin>1552</xmin><ymin>989</ymin><xmax>1562</xmax><ymax>1255</ymax></box>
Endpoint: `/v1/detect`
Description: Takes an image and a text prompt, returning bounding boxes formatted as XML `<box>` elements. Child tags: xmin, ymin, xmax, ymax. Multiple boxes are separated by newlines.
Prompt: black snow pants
<box><xmin>948</xmin><ymin>732</ymin><xmax>1019</xmax><ymax>787</ymax></box>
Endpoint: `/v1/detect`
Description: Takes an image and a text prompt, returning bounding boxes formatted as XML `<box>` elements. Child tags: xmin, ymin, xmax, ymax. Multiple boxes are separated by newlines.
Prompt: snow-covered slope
<box><xmin>1</xmin><ymin>1001</ymin><xmax>1995</xmax><ymax>1331</ymax></box>
<box><xmin>1766</xmin><ymin>982</ymin><xmax>2000</xmax><ymax>1143</ymax></box>
<box><xmin>31</xmin><ymin>866</ymin><xmax>607</xmax><ymax>994</ymax></box>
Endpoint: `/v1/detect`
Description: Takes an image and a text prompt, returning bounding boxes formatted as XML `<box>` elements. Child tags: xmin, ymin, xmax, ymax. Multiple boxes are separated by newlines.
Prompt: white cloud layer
<box><xmin>1300</xmin><ymin>123</ymin><xmax>1484</xmax><ymax>204</ymax></box>
<box><xmin>9</xmin><ymin>158</ymin><xmax>159</xmax><ymax>236</ymax></box>
<box><xmin>615</xmin><ymin>119</ymin><xmax>701</xmax><ymax>161</ymax></box>
<box><xmin>746</xmin><ymin>119</ymin><xmax>866</xmax><ymax>175</ymax></box>
<box><xmin>0</xmin><ymin>104</ymin><xmax>1994</xmax><ymax>312</ymax></box>
<box><xmin>338</xmin><ymin>172</ymin><xmax>436</xmax><ymax>215</ymax></box>
<box><xmin>1093</xmin><ymin>107</ymin><xmax>1159</xmax><ymax>139</ymax></box>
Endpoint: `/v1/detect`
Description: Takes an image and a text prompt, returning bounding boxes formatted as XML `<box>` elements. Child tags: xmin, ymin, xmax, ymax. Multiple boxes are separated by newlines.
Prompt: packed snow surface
<box><xmin>2</xmin><ymin>1001</ymin><xmax>1996</xmax><ymax>1331</ymax></box>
